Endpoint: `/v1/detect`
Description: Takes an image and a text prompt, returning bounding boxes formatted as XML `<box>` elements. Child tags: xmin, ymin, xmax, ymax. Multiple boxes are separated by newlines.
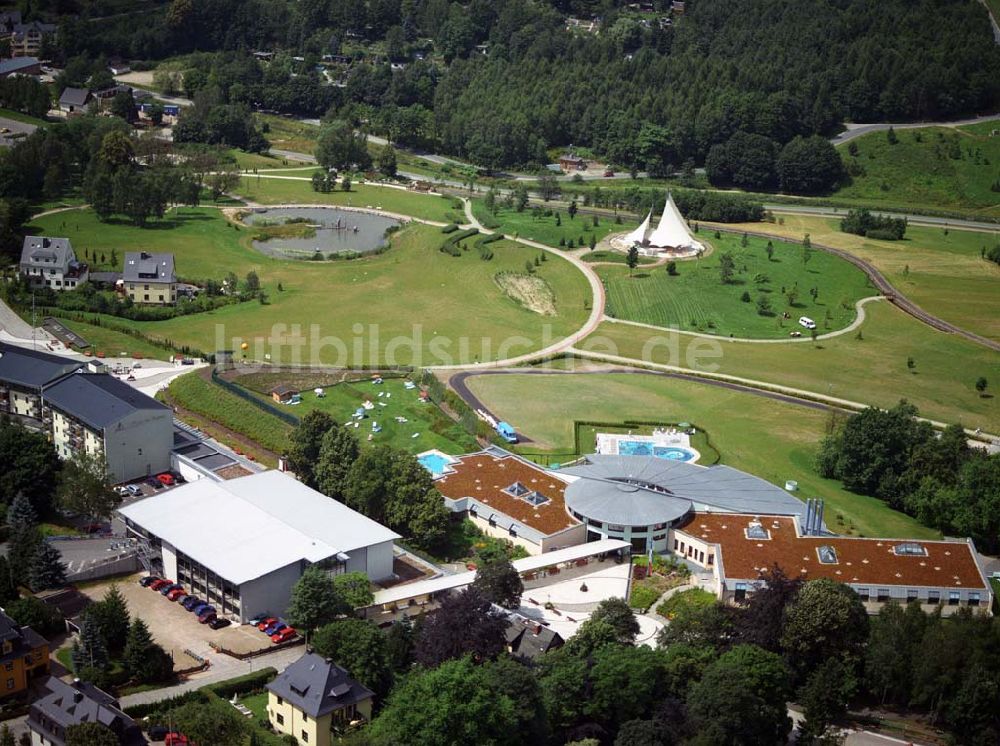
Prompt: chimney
<box><xmin>533</xmin><ymin>623</ymin><xmax>542</xmax><ymax>636</ymax></box>
<box><xmin>803</xmin><ymin>499</ymin><xmax>814</xmax><ymax>535</ymax></box>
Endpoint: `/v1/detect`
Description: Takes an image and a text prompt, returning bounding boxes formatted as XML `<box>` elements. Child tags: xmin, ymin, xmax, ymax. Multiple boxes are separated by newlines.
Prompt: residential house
<box><xmin>108</xmin><ymin>58</ymin><xmax>131</xmax><ymax>76</ymax></box>
<box><xmin>558</xmin><ymin>153</ymin><xmax>587</xmax><ymax>172</ymax></box>
<box><xmin>505</xmin><ymin>614</ymin><xmax>564</xmax><ymax>662</ymax></box>
<box><xmin>42</xmin><ymin>373</ymin><xmax>173</xmax><ymax>483</ymax></box>
<box><xmin>270</xmin><ymin>384</ymin><xmax>299</xmax><ymax>403</ymax></box>
<box><xmin>19</xmin><ymin>236</ymin><xmax>89</xmax><ymax>291</ymax></box>
<box><xmin>28</xmin><ymin>677</ymin><xmax>145</xmax><ymax>746</ymax></box>
<box><xmin>0</xmin><ymin>56</ymin><xmax>41</xmax><ymax>78</ymax></box>
<box><xmin>123</xmin><ymin>252</ymin><xmax>176</xmax><ymax>305</ymax></box>
<box><xmin>0</xmin><ymin>608</ymin><xmax>49</xmax><ymax>699</ymax></box>
<box><xmin>58</xmin><ymin>87</ymin><xmax>91</xmax><ymax>115</ymax></box>
<box><xmin>266</xmin><ymin>652</ymin><xmax>374</xmax><ymax>746</ymax></box>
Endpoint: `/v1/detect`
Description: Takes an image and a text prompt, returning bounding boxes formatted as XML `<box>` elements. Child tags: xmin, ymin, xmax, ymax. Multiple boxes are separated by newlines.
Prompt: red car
<box><xmin>271</xmin><ymin>626</ymin><xmax>296</xmax><ymax>644</ymax></box>
<box><xmin>149</xmin><ymin>579</ymin><xmax>172</xmax><ymax>591</ymax></box>
<box><xmin>157</xmin><ymin>472</ymin><xmax>176</xmax><ymax>486</ymax></box>
<box><xmin>166</xmin><ymin>587</ymin><xmax>186</xmax><ymax>601</ymax></box>
<box><xmin>164</xmin><ymin>733</ymin><xmax>189</xmax><ymax>746</ymax></box>
<box><xmin>256</xmin><ymin>617</ymin><xmax>277</xmax><ymax>632</ymax></box>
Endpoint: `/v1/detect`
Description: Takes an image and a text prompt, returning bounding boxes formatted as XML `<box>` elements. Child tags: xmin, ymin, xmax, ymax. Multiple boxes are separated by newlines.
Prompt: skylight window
<box><xmin>817</xmin><ymin>546</ymin><xmax>839</xmax><ymax>564</ymax></box>
<box><xmin>744</xmin><ymin>520</ymin><xmax>770</xmax><ymax>540</ymax></box>
<box><xmin>504</xmin><ymin>482</ymin><xmax>531</xmax><ymax>497</ymax></box>
<box><xmin>523</xmin><ymin>492</ymin><xmax>550</xmax><ymax>507</ymax></box>
<box><xmin>893</xmin><ymin>543</ymin><xmax>928</xmax><ymax>557</ymax></box>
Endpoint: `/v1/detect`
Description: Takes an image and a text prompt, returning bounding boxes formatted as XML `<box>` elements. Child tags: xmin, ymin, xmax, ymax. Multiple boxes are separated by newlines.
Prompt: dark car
<box><xmin>160</xmin><ymin>583</ymin><xmax>183</xmax><ymax>596</ymax></box>
<box><xmin>265</xmin><ymin>621</ymin><xmax>287</xmax><ymax>636</ymax></box>
<box><xmin>139</xmin><ymin>576</ymin><xmax>160</xmax><ymax>588</ymax></box>
<box><xmin>182</xmin><ymin>596</ymin><xmax>202</xmax><ymax>611</ymax></box>
<box><xmin>192</xmin><ymin>603</ymin><xmax>215</xmax><ymax>616</ymax></box>
<box><xmin>208</xmin><ymin>617</ymin><xmax>231</xmax><ymax>630</ymax></box>
<box><xmin>146</xmin><ymin>477</ymin><xmax>163</xmax><ymax>490</ymax></box>
<box><xmin>198</xmin><ymin>610</ymin><xmax>217</xmax><ymax>624</ymax></box>
<box><xmin>148</xmin><ymin>725</ymin><xmax>169</xmax><ymax>741</ymax></box>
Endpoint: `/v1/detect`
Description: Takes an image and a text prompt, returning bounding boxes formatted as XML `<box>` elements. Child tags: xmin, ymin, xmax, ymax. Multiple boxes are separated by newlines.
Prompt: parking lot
<box><xmin>80</xmin><ymin>576</ymin><xmax>283</xmax><ymax>669</ymax></box>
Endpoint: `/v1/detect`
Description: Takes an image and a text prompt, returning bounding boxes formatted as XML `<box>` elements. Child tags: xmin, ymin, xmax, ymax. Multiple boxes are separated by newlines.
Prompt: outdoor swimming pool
<box><xmin>417</xmin><ymin>450</ymin><xmax>457</xmax><ymax>478</ymax></box>
<box><xmin>618</xmin><ymin>441</ymin><xmax>698</xmax><ymax>462</ymax></box>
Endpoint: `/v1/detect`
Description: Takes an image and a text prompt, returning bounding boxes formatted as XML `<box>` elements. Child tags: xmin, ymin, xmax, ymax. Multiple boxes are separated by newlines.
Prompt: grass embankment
<box><xmin>54</xmin><ymin>317</ymin><xmax>175</xmax><ymax>361</ymax></box>
<box><xmin>600</xmin><ymin>232</ymin><xmax>873</xmax><ymax>338</ymax></box>
<box><xmin>708</xmin><ymin>214</ymin><xmax>1000</xmax><ymax>342</ymax></box>
<box><xmin>587</xmin><ymin>301</ymin><xmax>999</xmax><ymax>431</ymax></box>
<box><xmin>28</xmin><ymin>209</ymin><xmax>591</xmax><ymax>366</ymax></box>
<box><xmin>833</xmin><ymin>123</ymin><xmax>1000</xmax><ymax>218</ymax></box>
<box><xmin>580</xmin><ymin>250</ymin><xmax>656</xmax><ymax>265</ymax></box>
<box><xmin>0</xmin><ymin>107</ymin><xmax>48</xmax><ymax>125</ymax></box>
<box><xmin>464</xmin><ymin>371</ymin><xmax>940</xmax><ymax>540</ymax></box>
<box><xmin>166</xmin><ymin>371</ymin><xmax>292</xmax><ymax>455</ymax></box>
<box><xmin>232</xmin><ymin>373</ymin><xmax>477</xmax><ymax>454</ymax></box>
<box><xmin>472</xmin><ymin>199</ymin><xmax>638</xmax><ymax>247</ymax></box>
<box><xmin>259</xmin><ymin>113</ymin><xmax>319</xmax><ymax>155</ymax></box>
<box><xmin>234</xmin><ymin>175</ymin><xmax>466</xmax><ymax>224</ymax></box>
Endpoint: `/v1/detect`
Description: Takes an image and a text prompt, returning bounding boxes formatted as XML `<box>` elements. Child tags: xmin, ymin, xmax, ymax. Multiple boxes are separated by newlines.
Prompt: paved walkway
<box><xmin>606</xmin><ymin>295</ymin><xmax>883</xmax><ymax>344</ymax></box>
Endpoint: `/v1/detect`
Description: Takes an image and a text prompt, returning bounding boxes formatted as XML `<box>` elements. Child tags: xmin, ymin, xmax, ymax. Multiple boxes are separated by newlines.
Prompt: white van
<box><xmin>798</xmin><ymin>316</ymin><xmax>817</xmax><ymax>330</ymax></box>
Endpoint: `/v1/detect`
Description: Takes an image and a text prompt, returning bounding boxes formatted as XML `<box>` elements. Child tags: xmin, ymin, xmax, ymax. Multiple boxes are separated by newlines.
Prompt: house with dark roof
<box><xmin>505</xmin><ymin>614</ymin><xmax>564</xmax><ymax>661</ymax></box>
<box><xmin>43</xmin><ymin>373</ymin><xmax>172</xmax><ymax>482</ymax></box>
<box><xmin>123</xmin><ymin>252</ymin><xmax>177</xmax><ymax>305</ymax></box>
<box><xmin>0</xmin><ymin>608</ymin><xmax>50</xmax><ymax>699</ymax></box>
<box><xmin>28</xmin><ymin>677</ymin><xmax>145</xmax><ymax>746</ymax></box>
<box><xmin>0</xmin><ymin>341</ymin><xmax>84</xmax><ymax>421</ymax></box>
<box><xmin>0</xmin><ymin>56</ymin><xmax>40</xmax><ymax>77</ymax></box>
<box><xmin>19</xmin><ymin>236</ymin><xmax>89</xmax><ymax>290</ymax></box>
<box><xmin>266</xmin><ymin>652</ymin><xmax>374</xmax><ymax>746</ymax></box>
<box><xmin>58</xmin><ymin>87</ymin><xmax>92</xmax><ymax>115</ymax></box>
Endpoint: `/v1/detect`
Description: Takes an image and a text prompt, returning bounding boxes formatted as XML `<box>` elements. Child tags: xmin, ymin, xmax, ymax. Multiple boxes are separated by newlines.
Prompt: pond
<box><xmin>242</xmin><ymin>207</ymin><xmax>402</xmax><ymax>259</ymax></box>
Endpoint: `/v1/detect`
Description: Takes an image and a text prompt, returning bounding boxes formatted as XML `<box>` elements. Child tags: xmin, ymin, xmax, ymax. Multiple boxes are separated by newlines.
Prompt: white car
<box><xmin>798</xmin><ymin>316</ymin><xmax>817</xmax><ymax>330</ymax></box>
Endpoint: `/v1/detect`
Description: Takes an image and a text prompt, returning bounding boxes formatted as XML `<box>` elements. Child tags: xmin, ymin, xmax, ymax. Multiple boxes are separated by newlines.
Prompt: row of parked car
<box><xmin>140</xmin><ymin>575</ymin><xmax>231</xmax><ymax>630</ymax></box>
<box><xmin>250</xmin><ymin>614</ymin><xmax>297</xmax><ymax>644</ymax></box>
<box><xmin>116</xmin><ymin>472</ymin><xmax>185</xmax><ymax>498</ymax></box>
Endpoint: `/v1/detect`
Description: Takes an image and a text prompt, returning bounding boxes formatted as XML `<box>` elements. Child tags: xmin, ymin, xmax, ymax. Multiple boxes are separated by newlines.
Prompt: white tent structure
<box><xmin>621</xmin><ymin>209</ymin><xmax>652</xmax><ymax>247</ymax></box>
<box><xmin>645</xmin><ymin>193</ymin><xmax>703</xmax><ymax>251</ymax></box>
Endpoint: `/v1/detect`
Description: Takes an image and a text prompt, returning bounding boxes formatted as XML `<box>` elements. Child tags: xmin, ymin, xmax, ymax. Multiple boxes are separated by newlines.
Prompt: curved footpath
<box><xmin>605</xmin><ymin>295</ymin><xmax>883</xmax><ymax>344</ymax></box>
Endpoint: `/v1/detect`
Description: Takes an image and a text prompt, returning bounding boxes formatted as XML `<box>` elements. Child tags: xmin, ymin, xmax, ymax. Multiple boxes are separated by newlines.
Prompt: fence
<box><xmin>210</xmin><ymin>367</ymin><xmax>301</xmax><ymax>426</ymax></box>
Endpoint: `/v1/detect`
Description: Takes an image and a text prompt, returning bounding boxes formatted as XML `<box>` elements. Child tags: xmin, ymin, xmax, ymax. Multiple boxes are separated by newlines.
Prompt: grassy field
<box><xmin>166</xmin><ymin>371</ymin><xmax>293</xmax><ymax>455</ymax></box>
<box><xmin>587</xmin><ymin>301</ymin><xmax>999</xmax><ymax>430</ymax></box>
<box><xmin>233</xmin><ymin>373</ymin><xmax>478</xmax><ymax>454</ymax></box>
<box><xmin>472</xmin><ymin>200</ymin><xmax>638</xmax><ymax>247</ymax></box>
<box><xmin>579</xmin><ymin>250</ymin><xmax>656</xmax><ymax>265</ymax></box>
<box><xmin>600</xmin><ymin>232</ymin><xmax>873</xmax><ymax>338</ymax></box>
<box><xmin>711</xmin><ymin>215</ymin><xmax>1000</xmax><ymax>341</ymax></box>
<box><xmin>463</xmin><ymin>371</ymin><xmax>939</xmax><ymax>539</ymax></box>
<box><xmin>228</xmin><ymin>149</ymin><xmax>318</xmax><ymax>171</ymax></box>
<box><xmin>28</xmin><ymin>209</ymin><xmax>591</xmax><ymax>366</ymax></box>
<box><xmin>54</xmin><ymin>317</ymin><xmax>175</xmax><ymax>360</ymax></box>
<box><xmin>234</xmin><ymin>175</ymin><xmax>465</xmax><ymax>224</ymax></box>
<box><xmin>0</xmin><ymin>107</ymin><xmax>48</xmax><ymax>125</ymax></box>
<box><xmin>259</xmin><ymin>113</ymin><xmax>319</xmax><ymax>155</ymax></box>
<box><xmin>833</xmin><ymin>124</ymin><xmax>1000</xmax><ymax>218</ymax></box>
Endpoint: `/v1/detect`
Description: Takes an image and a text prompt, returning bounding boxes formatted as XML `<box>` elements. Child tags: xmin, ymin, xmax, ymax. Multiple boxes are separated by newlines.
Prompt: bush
<box><xmin>840</xmin><ymin>208</ymin><xmax>907</xmax><ymax>240</ymax></box>
<box><xmin>441</xmin><ymin>224</ymin><xmax>459</xmax><ymax>234</ymax></box>
<box><xmin>656</xmin><ymin>588</ymin><xmax>717</xmax><ymax>619</ymax></box>
<box><xmin>206</xmin><ymin>668</ymin><xmax>277</xmax><ymax>700</ymax></box>
<box><xmin>629</xmin><ymin>584</ymin><xmax>660</xmax><ymax>612</ymax></box>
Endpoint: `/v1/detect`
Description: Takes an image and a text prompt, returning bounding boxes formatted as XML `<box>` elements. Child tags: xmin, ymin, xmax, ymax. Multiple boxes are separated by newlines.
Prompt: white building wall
<box><xmin>102</xmin><ymin>408</ymin><xmax>172</xmax><ymax>482</ymax></box>
<box><xmin>161</xmin><ymin>541</ymin><xmax>178</xmax><ymax>582</ymax></box>
<box><xmin>358</xmin><ymin>540</ymin><xmax>394</xmax><ymax>582</ymax></box>
<box><xmin>10</xmin><ymin>389</ymin><xmax>39</xmax><ymax>418</ymax></box>
<box><xmin>239</xmin><ymin>562</ymin><xmax>304</xmax><ymax>623</ymax></box>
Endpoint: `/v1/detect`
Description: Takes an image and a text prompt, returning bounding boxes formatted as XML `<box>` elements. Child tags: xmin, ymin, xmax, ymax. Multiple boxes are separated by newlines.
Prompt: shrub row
<box><xmin>439</xmin><ymin>228</ymin><xmax>479</xmax><ymax>256</ymax></box>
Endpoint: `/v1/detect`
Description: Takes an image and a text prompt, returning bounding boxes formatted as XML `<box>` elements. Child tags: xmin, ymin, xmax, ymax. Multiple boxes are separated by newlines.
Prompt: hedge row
<box><xmin>123</xmin><ymin>667</ymin><xmax>278</xmax><ymax>719</ymax></box>
<box><xmin>440</xmin><ymin>228</ymin><xmax>479</xmax><ymax>256</ymax></box>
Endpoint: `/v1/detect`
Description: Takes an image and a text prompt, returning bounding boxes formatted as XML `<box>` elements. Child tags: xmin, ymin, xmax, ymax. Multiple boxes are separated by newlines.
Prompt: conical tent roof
<box><xmin>622</xmin><ymin>209</ymin><xmax>652</xmax><ymax>246</ymax></box>
<box><xmin>646</xmin><ymin>193</ymin><xmax>703</xmax><ymax>250</ymax></box>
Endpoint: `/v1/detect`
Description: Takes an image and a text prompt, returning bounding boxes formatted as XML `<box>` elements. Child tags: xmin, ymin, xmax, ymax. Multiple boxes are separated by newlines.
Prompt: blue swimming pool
<box><xmin>618</xmin><ymin>441</ymin><xmax>696</xmax><ymax>462</ymax></box>
<box><xmin>418</xmin><ymin>452</ymin><xmax>454</xmax><ymax>477</ymax></box>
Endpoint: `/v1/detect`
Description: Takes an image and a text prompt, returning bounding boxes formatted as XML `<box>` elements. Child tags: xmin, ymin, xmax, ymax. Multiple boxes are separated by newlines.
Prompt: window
<box><xmin>928</xmin><ymin>590</ymin><xmax>941</xmax><ymax>604</ymax></box>
<box><xmin>893</xmin><ymin>543</ymin><xmax>928</xmax><ymax>557</ymax></box>
<box><xmin>877</xmin><ymin>589</ymin><xmax>890</xmax><ymax>603</ymax></box>
<box><xmin>276</xmin><ymin>713</ymin><xmax>284</xmax><ymax>725</ymax></box>
<box><xmin>734</xmin><ymin>582</ymin><xmax>748</xmax><ymax>602</ymax></box>
<box><xmin>969</xmin><ymin>593</ymin><xmax>981</xmax><ymax>607</ymax></box>
<box><xmin>608</xmin><ymin>524</ymin><xmax>625</xmax><ymax>533</ymax></box>
<box><xmin>673</xmin><ymin>540</ymin><xmax>678</xmax><ymax>551</ymax></box>
<box><xmin>856</xmin><ymin>588</ymin><xmax>869</xmax><ymax>601</ymax></box>
<box><xmin>652</xmin><ymin>533</ymin><xmax>666</xmax><ymax>541</ymax></box>
<box><xmin>816</xmin><ymin>546</ymin><xmax>838</xmax><ymax>564</ymax></box>
<box><xmin>143</xmin><ymin>294</ymin><xmax>149</xmax><ymax>301</ymax></box>
<box><xmin>5</xmin><ymin>679</ymin><xmax>12</xmax><ymax>690</ymax></box>
<box><xmin>698</xmin><ymin>551</ymin><xmax>704</xmax><ymax>563</ymax></box>
<box><xmin>906</xmin><ymin>589</ymin><xmax>919</xmax><ymax>603</ymax></box>
<box><xmin>948</xmin><ymin>591</ymin><xmax>961</xmax><ymax>606</ymax></box>
<box><xmin>144</xmin><ymin>284</ymin><xmax>149</xmax><ymax>290</ymax></box>
<box><xmin>744</xmin><ymin>520</ymin><xmax>770</xmax><ymax>540</ymax></box>
<box><xmin>3</xmin><ymin>663</ymin><xmax>11</xmax><ymax>672</ymax></box>
<box><xmin>707</xmin><ymin>554</ymin><xmax>714</xmax><ymax>566</ymax></box>
<box><xmin>276</xmin><ymin>697</ymin><xmax>283</xmax><ymax>706</ymax></box>
<box><xmin>301</xmin><ymin>731</ymin><xmax>308</xmax><ymax>742</ymax></box>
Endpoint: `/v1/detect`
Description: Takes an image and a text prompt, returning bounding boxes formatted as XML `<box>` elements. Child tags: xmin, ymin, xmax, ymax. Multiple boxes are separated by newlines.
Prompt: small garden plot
<box><xmin>494</xmin><ymin>272</ymin><xmax>557</xmax><ymax>316</ymax></box>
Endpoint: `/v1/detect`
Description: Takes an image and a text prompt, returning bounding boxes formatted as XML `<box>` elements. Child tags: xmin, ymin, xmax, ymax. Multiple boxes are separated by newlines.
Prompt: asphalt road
<box><xmin>761</xmin><ymin>203</ymin><xmax>1000</xmax><ymax>231</ymax></box>
<box><xmin>829</xmin><ymin>112</ymin><xmax>1000</xmax><ymax>144</ymax></box>
<box><xmin>0</xmin><ymin>116</ymin><xmax>38</xmax><ymax>147</ymax></box>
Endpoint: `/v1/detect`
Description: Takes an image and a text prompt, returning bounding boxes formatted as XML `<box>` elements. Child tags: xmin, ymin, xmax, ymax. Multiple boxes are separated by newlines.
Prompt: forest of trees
<box><xmin>31</xmin><ymin>0</ymin><xmax>1000</xmax><ymax>172</ymax></box>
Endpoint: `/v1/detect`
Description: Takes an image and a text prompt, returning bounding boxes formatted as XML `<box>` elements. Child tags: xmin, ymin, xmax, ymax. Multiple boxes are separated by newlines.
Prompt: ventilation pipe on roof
<box><xmin>803</xmin><ymin>499</ymin><xmax>814</xmax><ymax>536</ymax></box>
<box><xmin>814</xmin><ymin>500</ymin><xmax>825</xmax><ymax>535</ymax></box>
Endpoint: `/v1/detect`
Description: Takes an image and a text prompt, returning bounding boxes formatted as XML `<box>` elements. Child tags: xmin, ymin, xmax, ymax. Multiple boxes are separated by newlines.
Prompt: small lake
<box><xmin>243</xmin><ymin>207</ymin><xmax>402</xmax><ymax>259</ymax></box>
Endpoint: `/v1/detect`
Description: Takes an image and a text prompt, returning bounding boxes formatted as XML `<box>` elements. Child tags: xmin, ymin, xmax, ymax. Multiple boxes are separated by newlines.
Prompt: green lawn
<box><xmin>580</xmin><ymin>250</ymin><xmax>656</xmax><ymax>265</ymax></box>
<box><xmin>166</xmin><ymin>370</ymin><xmax>293</xmax><ymax>455</ymax></box>
<box><xmin>28</xmin><ymin>209</ymin><xmax>591</xmax><ymax>367</ymax></box>
<box><xmin>708</xmin><ymin>214</ymin><xmax>1000</xmax><ymax>342</ymax></box>
<box><xmin>472</xmin><ymin>200</ymin><xmax>638</xmax><ymax>248</ymax></box>
<box><xmin>259</xmin><ymin>113</ymin><xmax>319</xmax><ymax>155</ymax></box>
<box><xmin>600</xmin><ymin>232</ymin><xmax>873</xmax><ymax>338</ymax></box>
<box><xmin>588</xmin><ymin>301</ymin><xmax>999</xmax><ymax>430</ymax></box>
<box><xmin>232</xmin><ymin>373</ymin><xmax>478</xmax><ymax>454</ymax></box>
<box><xmin>54</xmin><ymin>317</ymin><xmax>176</xmax><ymax>360</ymax></box>
<box><xmin>228</xmin><ymin>149</ymin><xmax>318</xmax><ymax>171</ymax></box>
<box><xmin>463</xmin><ymin>371</ymin><xmax>939</xmax><ymax>540</ymax></box>
<box><xmin>833</xmin><ymin>125</ymin><xmax>1000</xmax><ymax>218</ymax></box>
<box><xmin>0</xmin><ymin>107</ymin><xmax>48</xmax><ymax>126</ymax></box>
<box><xmin>234</xmin><ymin>176</ymin><xmax>465</xmax><ymax>224</ymax></box>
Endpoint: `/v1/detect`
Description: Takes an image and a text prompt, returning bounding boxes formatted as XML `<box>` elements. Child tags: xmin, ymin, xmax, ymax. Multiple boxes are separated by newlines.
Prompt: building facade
<box><xmin>123</xmin><ymin>252</ymin><xmax>176</xmax><ymax>305</ymax></box>
<box><xmin>266</xmin><ymin>653</ymin><xmax>374</xmax><ymax>746</ymax></box>
<box><xmin>20</xmin><ymin>237</ymin><xmax>89</xmax><ymax>291</ymax></box>
<box><xmin>0</xmin><ymin>610</ymin><xmax>49</xmax><ymax>699</ymax></box>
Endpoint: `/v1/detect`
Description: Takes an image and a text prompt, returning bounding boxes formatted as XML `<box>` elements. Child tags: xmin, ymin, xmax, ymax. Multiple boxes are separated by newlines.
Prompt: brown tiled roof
<box><xmin>677</xmin><ymin>513</ymin><xmax>988</xmax><ymax>590</ymax></box>
<box><xmin>434</xmin><ymin>453</ymin><xmax>579</xmax><ymax>536</ymax></box>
